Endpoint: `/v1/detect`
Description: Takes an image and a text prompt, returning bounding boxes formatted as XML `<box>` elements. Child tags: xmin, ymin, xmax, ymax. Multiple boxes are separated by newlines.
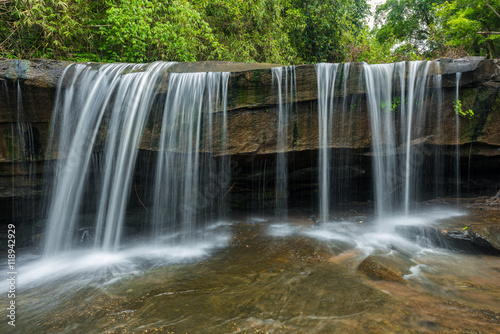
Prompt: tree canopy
<box><xmin>0</xmin><ymin>0</ymin><xmax>498</xmax><ymax>64</ymax></box>
<box><xmin>0</xmin><ymin>0</ymin><xmax>369</xmax><ymax>64</ymax></box>
<box><xmin>371</xmin><ymin>0</ymin><xmax>500</xmax><ymax>60</ymax></box>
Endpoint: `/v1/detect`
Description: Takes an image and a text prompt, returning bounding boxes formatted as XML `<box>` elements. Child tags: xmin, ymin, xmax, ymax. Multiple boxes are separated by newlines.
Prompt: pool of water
<box><xmin>2</xmin><ymin>208</ymin><xmax>499</xmax><ymax>333</ymax></box>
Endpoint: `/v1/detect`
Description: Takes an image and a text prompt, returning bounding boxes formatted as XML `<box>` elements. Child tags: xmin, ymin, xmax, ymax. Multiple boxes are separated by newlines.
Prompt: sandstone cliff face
<box><xmin>1</xmin><ymin>57</ymin><xmax>500</xmax><ymax>210</ymax></box>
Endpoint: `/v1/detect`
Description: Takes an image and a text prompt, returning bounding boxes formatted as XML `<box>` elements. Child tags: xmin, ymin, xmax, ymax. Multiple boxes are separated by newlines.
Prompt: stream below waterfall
<box><xmin>2</xmin><ymin>205</ymin><xmax>499</xmax><ymax>333</ymax></box>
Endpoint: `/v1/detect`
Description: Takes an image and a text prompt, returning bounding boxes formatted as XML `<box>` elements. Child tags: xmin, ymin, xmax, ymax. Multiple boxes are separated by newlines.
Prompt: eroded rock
<box><xmin>357</xmin><ymin>255</ymin><xmax>407</xmax><ymax>283</ymax></box>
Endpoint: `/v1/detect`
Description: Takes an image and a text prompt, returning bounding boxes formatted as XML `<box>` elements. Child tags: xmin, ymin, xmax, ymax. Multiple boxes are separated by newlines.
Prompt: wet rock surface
<box><xmin>357</xmin><ymin>256</ymin><xmax>406</xmax><ymax>283</ymax></box>
<box><xmin>1</xmin><ymin>58</ymin><xmax>500</xmax><ymax>222</ymax></box>
<box><xmin>395</xmin><ymin>224</ymin><xmax>500</xmax><ymax>255</ymax></box>
<box><xmin>395</xmin><ymin>203</ymin><xmax>500</xmax><ymax>254</ymax></box>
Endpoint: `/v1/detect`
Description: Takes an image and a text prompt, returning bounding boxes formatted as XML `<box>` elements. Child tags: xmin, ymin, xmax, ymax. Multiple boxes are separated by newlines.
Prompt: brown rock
<box><xmin>358</xmin><ymin>256</ymin><xmax>406</xmax><ymax>283</ymax></box>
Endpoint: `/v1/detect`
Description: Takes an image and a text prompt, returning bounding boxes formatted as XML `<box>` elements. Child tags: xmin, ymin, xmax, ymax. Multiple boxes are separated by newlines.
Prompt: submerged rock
<box><xmin>357</xmin><ymin>256</ymin><xmax>406</xmax><ymax>283</ymax></box>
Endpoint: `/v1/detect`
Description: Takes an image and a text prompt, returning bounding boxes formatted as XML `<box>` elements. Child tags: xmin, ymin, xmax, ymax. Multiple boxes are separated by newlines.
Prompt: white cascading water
<box><xmin>272</xmin><ymin>66</ymin><xmax>296</xmax><ymax>219</ymax></box>
<box><xmin>42</xmin><ymin>62</ymin><xmax>231</xmax><ymax>256</ymax></box>
<box><xmin>402</xmin><ymin>61</ymin><xmax>432</xmax><ymax>214</ymax></box>
<box><xmin>455</xmin><ymin>72</ymin><xmax>462</xmax><ymax>202</ymax></box>
<box><xmin>151</xmin><ymin>72</ymin><xmax>230</xmax><ymax>241</ymax></box>
<box><xmin>315</xmin><ymin>63</ymin><xmax>339</xmax><ymax>221</ymax></box>
<box><xmin>363</xmin><ymin>61</ymin><xmax>446</xmax><ymax>218</ymax></box>
<box><xmin>331</xmin><ymin>63</ymin><xmax>353</xmax><ymax>205</ymax></box>
<box><xmin>363</xmin><ymin>63</ymin><xmax>398</xmax><ymax>216</ymax></box>
<box><xmin>431</xmin><ymin>71</ymin><xmax>444</xmax><ymax>199</ymax></box>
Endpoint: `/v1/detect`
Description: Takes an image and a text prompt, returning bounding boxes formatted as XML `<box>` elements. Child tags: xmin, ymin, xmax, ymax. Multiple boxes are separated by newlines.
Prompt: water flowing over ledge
<box><xmin>1</xmin><ymin>57</ymin><xmax>500</xmax><ymax>333</ymax></box>
<box><xmin>1</xmin><ymin>57</ymin><xmax>500</xmax><ymax>250</ymax></box>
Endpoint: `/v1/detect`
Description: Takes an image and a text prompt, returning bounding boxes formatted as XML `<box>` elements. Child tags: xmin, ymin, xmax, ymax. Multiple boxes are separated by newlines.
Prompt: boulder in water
<box><xmin>357</xmin><ymin>256</ymin><xmax>406</xmax><ymax>283</ymax></box>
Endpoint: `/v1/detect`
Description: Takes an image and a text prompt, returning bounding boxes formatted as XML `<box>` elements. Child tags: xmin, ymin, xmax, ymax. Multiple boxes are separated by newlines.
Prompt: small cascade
<box><xmin>272</xmin><ymin>66</ymin><xmax>296</xmax><ymax>219</ymax></box>
<box><xmin>455</xmin><ymin>73</ymin><xmax>462</xmax><ymax>202</ymax></box>
<box><xmin>43</xmin><ymin>63</ymin><xmax>231</xmax><ymax>254</ymax></box>
<box><xmin>4</xmin><ymin>74</ymin><xmax>42</xmax><ymax>244</ymax></box>
<box><xmin>218</xmin><ymin>72</ymin><xmax>231</xmax><ymax>219</ymax></box>
<box><xmin>363</xmin><ymin>63</ymin><xmax>399</xmax><ymax>216</ymax></box>
<box><xmin>331</xmin><ymin>63</ymin><xmax>356</xmax><ymax>206</ymax></box>
<box><xmin>402</xmin><ymin>61</ymin><xmax>432</xmax><ymax>214</ymax></box>
<box><xmin>315</xmin><ymin>63</ymin><xmax>340</xmax><ymax>221</ymax></box>
<box><xmin>151</xmin><ymin>71</ymin><xmax>230</xmax><ymax>241</ymax></box>
<box><xmin>43</xmin><ymin>62</ymin><xmax>174</xmax><ymax>256</ymax></box>
<box><xmin>364</xmin><ymin>60</ymin><xmax>444</xmax><ymax>218</ymax></box>
<box><xmin>430</xmin><ymin>71</ymin><xmax>444</xmax><ymax>199</ymax></box>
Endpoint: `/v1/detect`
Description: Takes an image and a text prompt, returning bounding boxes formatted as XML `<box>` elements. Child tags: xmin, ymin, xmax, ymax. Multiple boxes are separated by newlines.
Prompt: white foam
<box><xmin>3</xmin><ymin>230</ymin><xmax>231</xmax><ymax>291</ymax></box>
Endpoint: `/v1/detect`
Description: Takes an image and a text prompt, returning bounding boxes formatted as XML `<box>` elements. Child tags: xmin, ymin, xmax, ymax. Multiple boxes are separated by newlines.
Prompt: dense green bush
<box><xmin>370</xmin><ymin>0</ymin><xmax>500</xmax><ymax>61</ymax></box>
<box><xmin>1</xmin><ymin>1</ymin><xmax>496</xmax><ymax>64</ymax></box>
<box><xmin>0</xmin><ymin>0</ymin><xmax>369</xmax><ymax>64</ymax></box>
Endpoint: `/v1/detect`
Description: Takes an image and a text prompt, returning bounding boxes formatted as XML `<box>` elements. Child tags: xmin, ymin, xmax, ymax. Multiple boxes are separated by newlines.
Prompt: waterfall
<box><xmin>36</xmin><ymin>58</ymin><xmax>471</xmax><ymax>256</ymax></box>
<box><xmin>151</xmin><ymin>72</ymin><xmax>230</xmax><ymax>241</ymax></box>
<box><xmin>272</xmin><ymin>66</ymin><xmax>296</xmax><ymax>219</ymax></box>
<box><xmin>316</xmin><ymin>63</ymin><xmax>339</xmax><ymax>221</ymax></box>
<box><xmin>431</xmin><ymin>70</ymin><xmax>444</xmax><ymax>199</ymax></box>
<box><xmin>6</xmin><ymin>75</ymin><xmax>40</xmax><ymax>242</ymax></box>
<box><xmin>332</xmin><ymin>63</ymin><xmax>354</xmax><ymax>206</ymax></box>
<box><xmin>402</xmin><ymin>61</ymin><xmax>432</xmax><ymax>214</ymax></box>
<box><xmin>364</xmin><ymin>61</ymin><xmax>444</xmax><ymax>218</ymax></box>
<box><xmin>43</xmin><ymin>62</ymin><xmax>176</xmax><ymax>255</ymax></box>
<box><xmin>455</xmin><ymin>73</ymin><xmax>462</xmax><ymax>202</ymax></box>
<box><xmin>43</xmin><ymin>64</ymin><xmax>231</xmax><ymax>254</ymax></box>
<box><xmin>363</xmin><ymin>63</ymin><xmax>398</xmax><ymax>216</ymax></box>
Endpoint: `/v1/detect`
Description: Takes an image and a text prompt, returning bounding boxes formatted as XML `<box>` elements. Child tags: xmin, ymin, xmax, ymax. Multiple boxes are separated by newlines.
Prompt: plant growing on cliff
<box><xmin>431</xmin><ymin>0</ymin><xmax>500</xmax><ymax>59</ymax></box>
<box><xmin>454</xmin><ymin>99</ymin><xmax>474</xmax><ymax>118</ymax></box>
<box><xmin>380</xmin><ymin>97</ymin><xmax>401</xmax><ymax>112</ymax></box>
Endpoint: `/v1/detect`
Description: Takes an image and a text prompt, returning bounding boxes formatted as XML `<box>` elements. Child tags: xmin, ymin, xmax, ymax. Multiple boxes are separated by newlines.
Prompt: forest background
<box><xmin>0</xmin><ymin>0</ymin><xmax>499</xmax><ymax>64</ymax></box>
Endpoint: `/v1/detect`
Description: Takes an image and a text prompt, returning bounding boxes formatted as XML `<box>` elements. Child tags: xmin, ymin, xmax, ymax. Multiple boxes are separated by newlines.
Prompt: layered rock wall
<box><xmin>1</xmin><ymin>57</ymin><xmax>500</xmax><ymax>208</ymax></box>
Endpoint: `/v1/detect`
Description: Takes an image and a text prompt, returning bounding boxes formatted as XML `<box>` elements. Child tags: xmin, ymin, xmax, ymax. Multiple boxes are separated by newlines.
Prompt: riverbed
<box><xmin>2</xmin><ymin>206</ymin><xmax>499</xmax><ymax>333</ymax></box>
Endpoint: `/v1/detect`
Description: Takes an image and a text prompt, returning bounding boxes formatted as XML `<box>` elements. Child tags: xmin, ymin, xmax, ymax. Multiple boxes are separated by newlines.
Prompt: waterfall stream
<box><xmin>42</xmin><ymin>63</ymin><xmax>230</xmax><ymax>255</ymax></box>
<box><xmin>315</xmin><ymin>63</ymin><xmax>339</xmax><ymax>221</ymax></box>
<box><xmin>3</xmin><ymin>59</ymin><xmax>498</xmax><ymax>333</ymax></box>
<box><xmin>363</xmin><ymin>60</ymin><xmax>449</xmax><ymax>219</ymax></box>
<box><xmin>272</xmin><ymin>66</ymin><xmax>296</xmax><ymax>219</ymax></box>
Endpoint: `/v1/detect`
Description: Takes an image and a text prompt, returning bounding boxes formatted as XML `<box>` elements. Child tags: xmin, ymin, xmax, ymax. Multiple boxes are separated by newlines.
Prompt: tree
<box><xmin>288</xmin><ymin>0</ymin><xmax>368</xmax><ymax>63</ymax></box>
<box><xmin>0</xmin><ymin>0</ymin><xmax>370</xmax><ymax>64</ymax></box>
<box><xmin>432</xmin><ymin>0</ymin><xmax>500</xmax><ymax>58</ymax></box>
<box><xmin>373</xmin><ymin>0</ymin><xmax>446</xmax><ymax>57</ymax></box>
<box><xmin>0</xmin><ymin>0</ymin><xmax>107</xmax><ymax>60</ymax></box>
<box><xmin>104</xmin><ymin>0</ymin><xmax>220</xmax><ymax>62</ymax></box>
<box><xmin>198</xmin><ymin>0</ymin><xmax>296</xmax><ymax>64</ymax></box>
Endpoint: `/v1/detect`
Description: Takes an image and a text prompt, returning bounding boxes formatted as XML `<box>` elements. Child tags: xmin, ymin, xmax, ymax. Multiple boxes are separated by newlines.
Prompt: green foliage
<box><xmin>0</xmin><ymin>0</ymin><xmax>107</xmax><ymax>60</ymax></box>
<box><xmin>432</xmin><ymin>0</ymin><xmax>500</xmax><ymax>58</ymax></box>
<box><xmin>379</xmin><ymin>97</ymin><xmax>401</xmax><ymax>112</ymax></box>
<box><xmin>2</xmin><ymin>0</ymin><xmax>499</xmax><ymax>64</ymax></box>
<box><xmin>454</xmin><ymin>99</ymin><xmax>475</xmax><ymax>118</ymax></box>
<box><xmin>104</xmin><ymin>0</ymin><xmax>219</xmax><ymax>62</ymax></box>
<box><xmin>288</xmin><ymin>0</ymin><xmax>369</xmax><ymax>63</ymax></box>
<box><xmin>370</xmin><ymin>0</ymin><xmax>500</xmax><ymax>60</ymax></box>
<box><xmin>0</xmin><ymin>0</ymin><xmax>369</xmax><ymax>64</ymax></box>
<box><xmin>373</xmin><ymin>0</ymin><xmax>446</xmax><ymax>57</ymax></box>
<box><xmin>199</xmin><ymin>0</ymin><xmax>295</xmax><ymax>63</ymax></box>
